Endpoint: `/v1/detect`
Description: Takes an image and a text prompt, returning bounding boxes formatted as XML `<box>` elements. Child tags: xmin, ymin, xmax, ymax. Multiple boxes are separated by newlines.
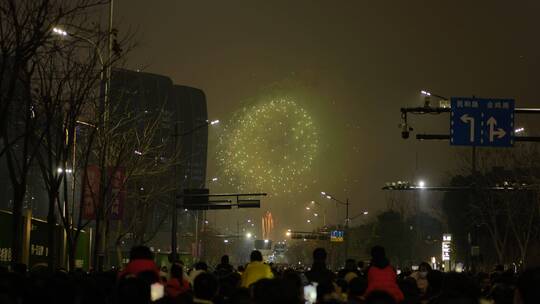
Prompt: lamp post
<box><xmin>171</xmin><ymin>119</ymin><xmax>219</xmax><ymax>262</ymax></box>
<box><xmin>321</xmin><ymin>192</ymin><xmax>350</xmax><ymax>259</ymax></box>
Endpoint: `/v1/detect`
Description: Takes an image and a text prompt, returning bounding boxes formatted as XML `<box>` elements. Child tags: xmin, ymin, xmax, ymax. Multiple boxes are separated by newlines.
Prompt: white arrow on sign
<box><xmin>460</xmin><ymin>114</ymin><xmax>475</xmax><ymax>143</ymax></box>
<box><xmin>487</xmin><ymin>117</ymin><xmax>506</xmax><ymax>142</ymax></box>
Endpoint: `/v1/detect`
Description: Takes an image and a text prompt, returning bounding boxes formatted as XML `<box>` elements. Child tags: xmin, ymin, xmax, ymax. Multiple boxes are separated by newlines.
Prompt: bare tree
<box><xmin>32</xmin><ymin>23</ymin><xmax>108</xmax><ymax>270</ymax></box>
<box><xmin>0</xmin><ymin>0</ymin><xmax>107</xmax><ymax>266</ymax></box>
<box><xmin>454</xmin><ymin>145</ymin><xmax>540</xmax><ymax>266</ymax></box>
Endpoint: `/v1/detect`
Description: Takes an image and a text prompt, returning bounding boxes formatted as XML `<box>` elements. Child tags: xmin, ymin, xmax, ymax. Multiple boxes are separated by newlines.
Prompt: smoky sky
<box><xmin>116</xmin><ymin>0</ymin><xmax>540</xmax><ymax>236</ymax></box>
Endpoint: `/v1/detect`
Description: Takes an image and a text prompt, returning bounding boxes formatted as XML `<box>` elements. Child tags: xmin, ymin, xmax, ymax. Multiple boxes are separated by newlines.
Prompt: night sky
<box><xmin>117</xmin><ymin>1</ymin><xmax>540</xmax><ymax>237</ymax></box>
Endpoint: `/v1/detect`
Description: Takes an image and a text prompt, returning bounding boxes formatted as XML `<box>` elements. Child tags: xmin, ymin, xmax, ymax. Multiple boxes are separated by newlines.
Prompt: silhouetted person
<box><xmin>117</xmin><ymin>277</ymin><xmax>151</xmax><ymax>304</ymax></box>
<box><xmin>339</xmin><ymin>259</ymin><xmax>360</xmax><ymax>279</ymax></box>
<box><xmin>436</xmin><ymin>272</ymin><xmax>479</xmax><ymax>304</ymax></box>
<box><xmin>365</xmin><ymin>290</ymin><xmax>396</xmax><ymax>304</ymax></box>
<box><xmin>348</xmin><ymin>276</ymin><xmax>368</xmax><ymax>304</ymax></box>
<box><xmin>189</xmin><ymin>261</ymin><xmax>208</xmax><ymax>284</ymax></box>
<box><xmin>193</xmin><ymin>272</ymin><xmax>218</xmax><ymax>304</ymax></box>
<box><xmin>215</xmin><ymin>255</ymin><xmax>234</xmax><ymax>277</ymax></box>
<box><xmin>410</xmin><ymin>261</ymin><xmax>431</xmax><ymax>295</ymax></box>
<box><xmin>306</xmin><ymin>247</ymin><xmax>335</xmax><ymax>285</ymax></box>
<box><xmin>515</xmin><ymin>267</ymin><xmax>540</xmax><ymax>304</ymax></box>
<box><xmin>424</xmin><ymin>270</ymin><xmax>443</xmax><ymax>302</ymax></box>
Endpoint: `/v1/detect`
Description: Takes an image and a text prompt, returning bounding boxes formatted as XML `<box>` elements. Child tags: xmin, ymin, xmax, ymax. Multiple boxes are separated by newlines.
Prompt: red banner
<box><xmin>81</xmin><ymin>165</ymin><xmax>126</xmax><ymax>220</ymax></box>
<box><xmin>108</xmin><ymin>167</ymin><xmax>126</xmax><ymax>220</ymax></box>
<box><xmin>81</xmin><ymin>165</ymin><xmax>101</xmax><ymax>220</ymax></box>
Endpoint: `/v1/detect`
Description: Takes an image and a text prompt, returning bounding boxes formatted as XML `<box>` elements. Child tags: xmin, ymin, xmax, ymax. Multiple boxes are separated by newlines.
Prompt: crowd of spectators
<box><xmin>0</xmin><ymin>245</ymin><xmax>539</xmax><ymax>304</ymax></box>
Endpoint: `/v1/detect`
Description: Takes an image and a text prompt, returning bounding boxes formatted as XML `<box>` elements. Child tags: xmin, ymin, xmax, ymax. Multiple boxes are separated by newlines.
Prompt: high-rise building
<box><xmin>110</xmin><ymin>69</ymin><xmax>208</xmax><ymax>255</ymax></box>
<box><xmin>172</xmin><ymin>85</ymin><xmax>208</xmax><ymax>189</ymax></box>
<box><xmin>110</xmin><ymin>69</ymin><xmax>208</xmax><ymax>191</ymax></box>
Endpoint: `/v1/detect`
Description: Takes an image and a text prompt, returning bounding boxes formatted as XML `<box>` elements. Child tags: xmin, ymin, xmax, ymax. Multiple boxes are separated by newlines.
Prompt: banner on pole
<box><xmin>81</xmin><ymin>165</ymin><xmax>101</xmax><ymax>220</ymax></box>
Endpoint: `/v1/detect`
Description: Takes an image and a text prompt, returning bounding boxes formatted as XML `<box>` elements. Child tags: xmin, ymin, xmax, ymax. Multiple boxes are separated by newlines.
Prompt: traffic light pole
<box><xmin>345</xmin><ymin>198</ymin><xmax>349</xmax><ymax>260</ymax></box>
<box><xmin>171</xmin><ymin>124</ymin><xmax>179</xmax><ymax>262</ymax></box>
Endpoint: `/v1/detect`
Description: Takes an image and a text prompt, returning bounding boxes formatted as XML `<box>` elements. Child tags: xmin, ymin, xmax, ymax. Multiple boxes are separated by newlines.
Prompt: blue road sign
<box><xmin>330</xmin><ymin>230</ymin><xmax>344</xmax><ymax>242</ymax></box>
<box><xmin>450</xmin><ymin>98</ymin><xmax>514</xmax><ymax>147</ymax></box>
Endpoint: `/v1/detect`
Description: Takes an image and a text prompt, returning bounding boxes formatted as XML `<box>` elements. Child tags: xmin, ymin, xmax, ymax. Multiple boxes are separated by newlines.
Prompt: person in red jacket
<box><xmin>119</xmin><ymin>245</ymin><xmax>160</xmax><ymax>279</ymax></box>
<box><xmin>364</xmin><ymin>245</ymin><xmax>404</xmax><ymax>303</ymax></box>
<box><xmin>166</xmin><ymin>262</ymin><xmax>190</xmax><ymax>298</ymax></box>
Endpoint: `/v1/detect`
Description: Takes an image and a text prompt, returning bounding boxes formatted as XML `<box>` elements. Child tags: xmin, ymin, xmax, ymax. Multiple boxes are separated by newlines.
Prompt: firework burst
<box><xmin>218</xmin><ymin>98</ymin><xmax>318</xmax><ymax>195</ymax></box>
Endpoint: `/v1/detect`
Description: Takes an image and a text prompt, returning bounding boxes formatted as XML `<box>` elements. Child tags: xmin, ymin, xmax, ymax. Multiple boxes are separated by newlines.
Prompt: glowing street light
<box><xmin>418</xmin><ymin>180</ymin><xmax>426</xmax><ymax>188</ymax></box>
<box><xmin>224</xmin><ymin>239</ymin><xmax>229</xmax><ymax>244</ymax></box>
<box><xmin>307</xmin><ymin>219</ymin><xmax>311</xmax><ymax>223</ymax></box>
<box><xmin>420</xmin><ymin>90</ymin><xmax>431</xmax><ymax>96</ymax></box>
<box><xmin>57</xmin><ymin>168</ymin><xmax>73</xmax><ymax>174</ymax></box>
<box><xmin>363</xmin><ymin>211</ymin><xmax>369</xmax><ymax>215</ymax></box>
<box><xmin>286</xmin><ymin>231</ymin><xmax>291</xmax><ymax>237</ymax></box>
<box><xmin>210</xmin><ymin>119</ymin><xmax>220</xmax><ymax>125</ymax></box>
<box><xmin>245</xmin><ymin>232</ymin><xmax>252</xmax><ymax>239</ymax></box>
<box><xmin>305</xmin><ymin>207</ymin><xmax>310</xmax><ymax>210</ymax></box>
<box><xmin>52</xmin><ymin>27</ymin><xmax>68</xmax><ymax>36</ymax></box>
<box><xmin>515</xmin><ymin>127</ymin><xmax>525</xmax><ymax>133</ymax></box>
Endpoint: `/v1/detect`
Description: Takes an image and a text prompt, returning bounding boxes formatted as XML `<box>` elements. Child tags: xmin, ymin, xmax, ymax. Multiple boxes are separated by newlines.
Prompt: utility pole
<box><xmin>170</xmin><ymin>119</ymin><xmax>219</xmax><ymax>262</ymax></box>
<box><xmin>345</xmin><ymin>198</ymin><xmax>350</xmax><ymax>260</ymax></box>
<box><xmin>321</xmin><ymin>192</ymin><xmax>351</xmax><ymax>263</ymax></box>
<box><xmin>171</xmin><ymin>123</ymin><xmax>179</xmax><ymax>262</ymax></box>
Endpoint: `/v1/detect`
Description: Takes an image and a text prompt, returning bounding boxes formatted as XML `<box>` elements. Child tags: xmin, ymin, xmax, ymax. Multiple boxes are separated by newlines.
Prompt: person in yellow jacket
<box><xmin>240</xmin><ymin>250</ymin><xmax>274</xmax><ymax>288</ymax></box>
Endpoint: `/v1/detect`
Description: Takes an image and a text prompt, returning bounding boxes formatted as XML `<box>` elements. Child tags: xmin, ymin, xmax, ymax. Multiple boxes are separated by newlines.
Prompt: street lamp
<box><xmin>349</xmin><ymin>211</ymin><xmax>370</xmax><ymax>222</ymax></box>
<box><xmin>321</xmin><ymin>191</ymin><xmax>351</xmax><ymax>258</ymax></box>
<box><xmin>420</xmin><ymin>90</ymin><xmax>448</xmax><ymax>108</ymax></box>
<box><xmin>420</xmin><ymin>90</ymin><xmax>447</xmax><ymax>100</ymax></box>
<box><xmin>245</xmin><ymin>232</ymin><xmax>252</xmax><ymax>239</ymax></box>
<box><xmin>418</xmin><ymin>180</ymin><xmax>426</xmax><ymax>188</ymax></box>
<box><xmin>52</xmin><ymin>27</ymin><xmax>68</xmax><ymax>36</ymax></box>
<box><xmin>172</xmin><ymin>118</ymin><xmax>221</xmax><ymax>262</ymax></box>
<box><xmin>52</xmin><ymin>27</ymin><xmax>104</xmax><ymax>67</ymax></box>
